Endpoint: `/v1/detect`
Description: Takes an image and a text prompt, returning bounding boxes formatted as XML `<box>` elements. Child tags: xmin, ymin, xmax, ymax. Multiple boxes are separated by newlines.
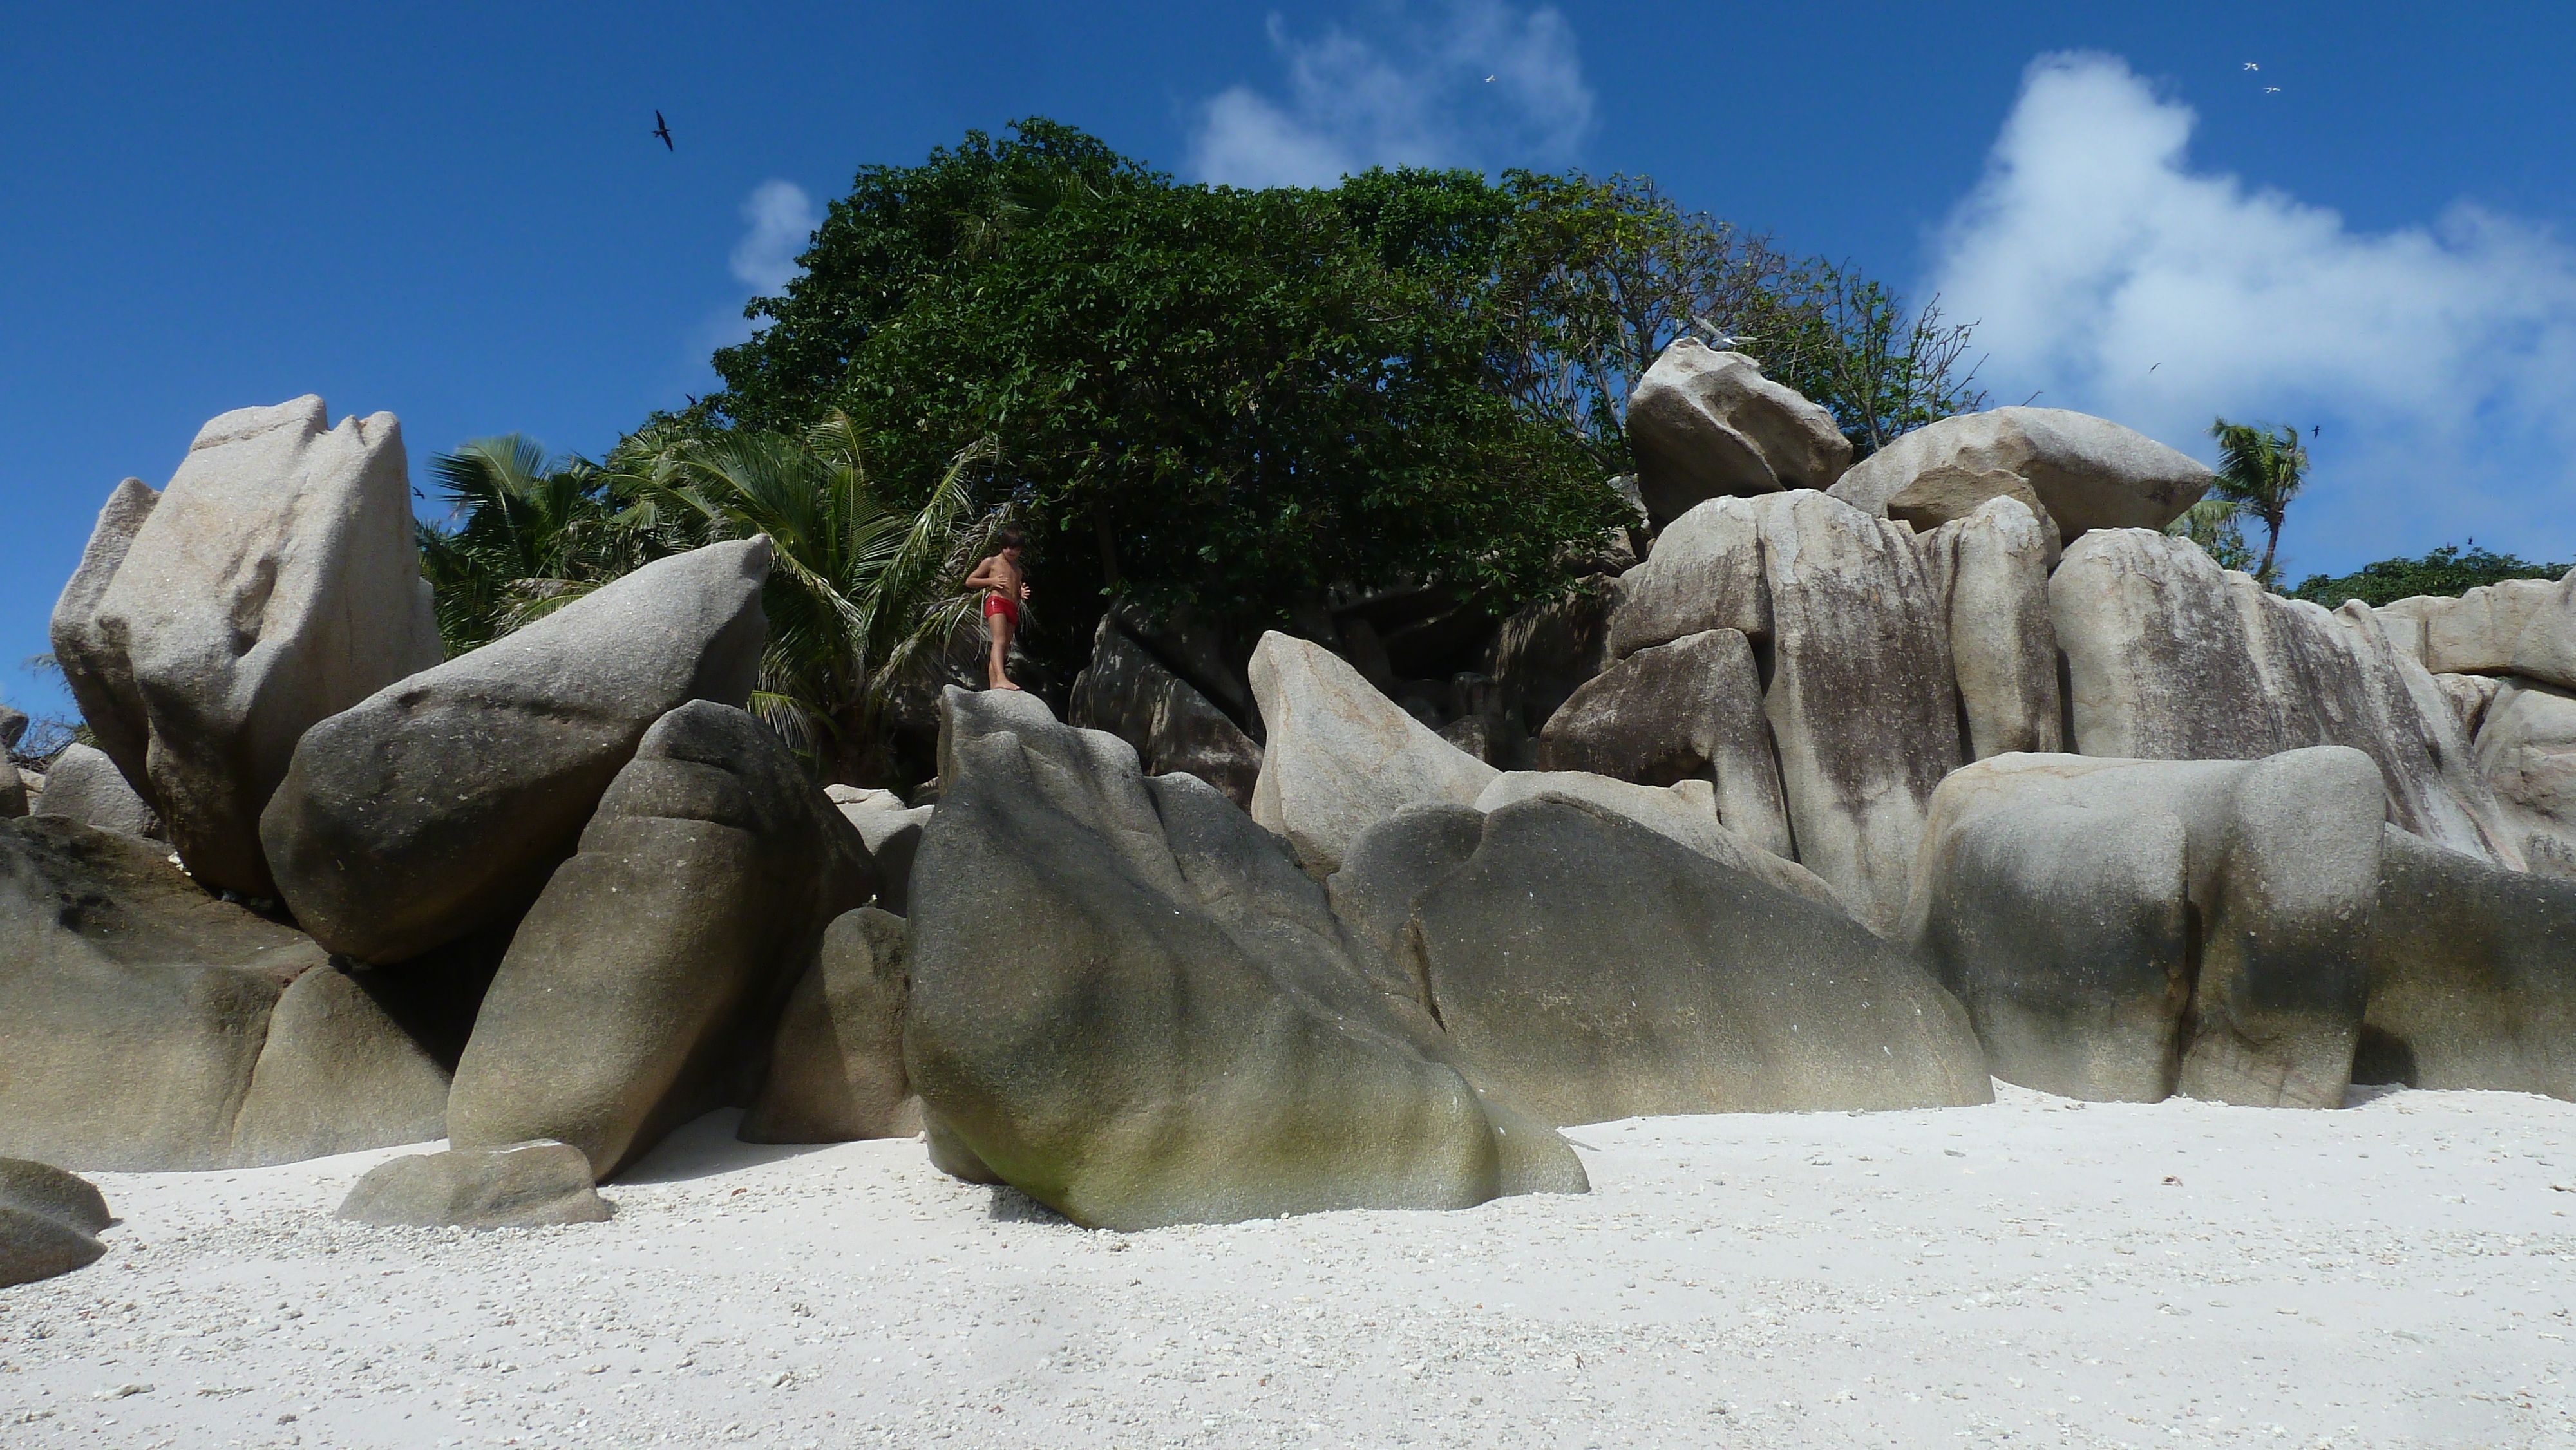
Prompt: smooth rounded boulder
<box><xmin>1395</xmin><ymin>795</ymin><xmax>1988</xmax><ymax>1125</ymax></box>
<box><xmin>1826</xmin><ymin>406</ymin><xmax>2210</xmax><ymax>541</ymax></box>
<box><xmin>1535</xmin><ymin>627</ymin><xmax>1793</xmax><ymax>857</ymax></box>
<box><xmin>261</xmin><ymin>537</ymin><xmax>772</xmax><ymax>964</ymax></box>
<box><xmin>336</xmin><ymin>1140</ymin><xmax>611</xmax><ymax>1229</ymax></box>
<box><xmin>0</xmin><ymin>1158</ymin><xmax>113</xmax><ymax>1288</ymax></box>
<box><xmin>445</xmin><ymin>700</ymin><xmax>876</xmax><ymax>1180</ymax></box>
<box><xmin>47</xmin><ymin>399</ymin><xmax>445</xmax><ymax>896</ymax></box>
<box><xmin>906</xmin><ymin>687</ymin><xmax>1585</xmax><ymax>1230</ymax></box>
<box><xmin>28</xmin><ymin>742</ymin><xmax>164</xmax><ymax>841</ymax></box>
<box><xmin>1624</xmin><ymin>340</ymin><xmax>1852</xmax><ymax>527</ymax></box>
<box><xmin>2362</xmin><ymin>826</ymin><xmax>2576</xmax><ymax>1100</ymax></box>
<box><xmin>1907</xmin><ymin>748</ymin><xmax>2387</xmax><ymax>1108</ymax></box>
<box><xmin>1249</xmin><ymin>631</ymin><xmax>1497</xmax><ymax>874</ymax></box>
<box><xmin>740</xmin><ymin>905</ymin><xmax>922</xmax><ymax>1144</ymax></box>
<box><xmin>0</xmin><ymin>816</ymin><xmax>444</xmax><ymax>1171</ymax></box>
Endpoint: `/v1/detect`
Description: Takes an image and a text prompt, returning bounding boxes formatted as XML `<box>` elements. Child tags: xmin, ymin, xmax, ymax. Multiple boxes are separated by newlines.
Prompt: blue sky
<box><xmin>7</xmin><ymin>1</ymin><xmax>2574</xmax><ymax>720</ymax></box>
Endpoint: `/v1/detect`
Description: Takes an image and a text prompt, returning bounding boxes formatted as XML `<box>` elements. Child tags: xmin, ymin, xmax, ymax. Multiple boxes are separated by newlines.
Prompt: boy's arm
<box><xmin>961</xmin><ymin>556</ymin><xmax>1000</xmax><ymax>590</ymax></box>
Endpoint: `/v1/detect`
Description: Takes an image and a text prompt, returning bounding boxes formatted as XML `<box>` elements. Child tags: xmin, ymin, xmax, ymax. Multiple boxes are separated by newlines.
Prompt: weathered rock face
<box><xmin>46</xmin><ymin>478</ymin><xmax>160</xmax><ymax>796</ymax></box>
<box><xmin>1249</xmin><ymin>632</ymin><xmax>1497</xmax><ymax>874</ymax></box>
<box><xmin>1918</xmin><ymin>497</ymin><xmax>2063</xmax><ymax>760</ymax></box>
<box><xmin>1395</xmin><ymin>796</ymin><xmax>1989</xmax><ymax>1125</ymax></box>
<box><xmin>2363</xmin><ymin>827</ymin><xmax>2576</xmax><ymax>1100</ymax></box>
<box><xmin>0</xmin><ymin>816</ymin><xmax>442</xmax><ymax>1171</ymax></box>
<box><xmin>1908</xmin><ymin>748</ymin><xmax>2387</xmax><ymax>1108</ymax></box>
<box><xmin>227</xmin><ymin>965</ymin><xmax>451</xmax><ymax>1167</ymax></box>
<box><xmin>2373</xmin><ymin>573</ymin><xmax>2575</xmax><ymax>684</ymax></box>
<box><xmin>2436</xmin><ymin>672</ymin><xmax>2505</xmax><ymax>741</ymax></box>
<box><xmin>829</xmin><ymin>791</ymin><xmax>933</xmax><ymax>915</ymax></box>
<box><xmin>1826</xmin><ymin>407</ymin><xmax>2211</xmax><ymax>541</ymax></box>
<box><xmin>446</xmin><ymin>701</ymin><xmax>875</xmax><ymax>1180</ymax></box>
<box><xmin>741</xmin><ymin>906</ymin><xmax>922</xmax><ymax>1144</ymax></box>
<box><xmin>1604</xmin><ymin>492</ymin><xmax>1967</xmax><ymax>932</ymax></box>
<box><xmin>48</xmin><ymin>400</ymin><xmax>445</xmax><ymax>896</ymax></box>
<box><xmin>2052</xmin><ymin>529</ymin><xmax>2523</xmax><ymax>867</ymax></box>
<box><xmin>1069</xmin><ymin>614</ymin><xmax>1263</xmax><ymax>809</ymax></box>
<box><xmin>1473</xmin><ymin>772</ymin><xmax>1842</xmax><ymax>913</ymax></box>
<box><xmin>1625</xmin><ymin>340</ymin><xmax>1852</xmax><ymax>527</ymax></box>
<box><xmin>1882</xmin><ymin>467</ymin><xmax>2063</xmax><ymax>565</ymax></box>
<box><xmin>1535</xmin><ymin>628</ymin><xmax>1792</xmax><ymax>856</ymax></box>
<box><xmin>0</xmin><ymin>1158</ymin><xmax>111</xmax><ymax>1288</ymax></box>
<box><xmin>906</xmin><ymin>688</ymin><xmax>1585</xmax><ymax>1230</ymax></box>
<box><xmin>28</xmin><ymin>743</ymin><xmax>164</xmax><ymax>841</ymax></box>
<box><xmin>1755</xmin><ymin>494</ymin><xmax>1962</xmax><ymax>933</ymax></box>
<box><xmin>2473</xmin><ymin>678</ymin><xmax>2576</xmax><ymax>879</ymax></box>
<box><xmin>262</xmin><ymin>538</ymin><xmax>771</xmax><ymax>965</ymax></box>
<box><xmin>336</xmin><ymin>1140</ymin><xmax>612</xmax><ymax>1229</ymax></box>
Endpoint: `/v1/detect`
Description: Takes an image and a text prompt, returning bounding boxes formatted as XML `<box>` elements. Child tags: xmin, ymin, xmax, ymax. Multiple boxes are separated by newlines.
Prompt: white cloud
<box><xmin>1187</xmin><ymin>2</ymin><xmax>1593</xmax><ymax>189</ymax></box>
<box><xmin>729</xmin><ymin>179</ymin><xmax>822</xmax><ymax>294</ymax></box>
<box><xmin>1931</xmin><ymin>53</ymin><xmax>2576</xmax><ymax>572</ymax></box>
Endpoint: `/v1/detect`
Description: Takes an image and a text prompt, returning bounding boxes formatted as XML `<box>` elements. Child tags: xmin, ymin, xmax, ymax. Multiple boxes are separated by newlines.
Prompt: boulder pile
<box><xmin>6</xmin><ymin>370</ymin><xmax>2573</xmax><ymax>1234</ymax></box>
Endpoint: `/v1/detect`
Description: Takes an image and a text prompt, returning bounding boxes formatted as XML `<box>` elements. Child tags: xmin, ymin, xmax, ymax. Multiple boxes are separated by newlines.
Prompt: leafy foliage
<box><xmin>2206</xmin><ymin>419</ymin><xmax>2310</xmax><ymax>587</ymax></box>
<box><xmin>415</xmin><ymin>419</ymin><xmax>1004</xmax><ymax>782</ymax></box>
<box><xmin>705</xmin><ymin>122</ymin><xmax>1987</xmax><ymax>635</ymax></box>
<box><xmin>2289</xmin><ymin>544</ymin><xmax>2572</xmax><ymax>609</ymax></box>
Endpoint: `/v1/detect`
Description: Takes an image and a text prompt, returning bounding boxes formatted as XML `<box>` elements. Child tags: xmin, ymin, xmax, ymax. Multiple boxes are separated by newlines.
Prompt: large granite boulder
<box><xmin>1918</xmin><ymin>496</ymin><xmax>2063</xmax><ymax>760</ymax></box>
<box><xmin>1387</xmin><ymin>795</ymin><xmax>1988</xmax><ymax>1125</ymax></box>
<box><xmin>828</xmin><ymin>787</ymin><xmax>933</xmax><ymax>914</ymax></box>
<box><xmin>445</xmin><ymin>701</ymin><xmax>875</xmax><ymax>1179</ymax></box>
<box><xmin>2472</xmin><ymin>677</ymin><xmax>2576</xmax><ymax>879</ymax></box>
<box><xmin>261</xmin><ymin>538</ymin><xmax>771</xmax><ymax>964</ymax></box>
<box><xmin>1535</xmin><ymin>628</ymin><xmax>1792</xmax><ymax>857</ymax></box>
<box><xmin>1625</xmin><ymin>340</ymin><xmax>1852</xmax><ymax>527</ymax></box>
<box><xmin>1826</xmin><ymin>407</ymin><xmax>2210</xmax><ymax>541</ymax></box>
<box><xmin>1249</xmin><ymin>632</ymin><xmax>1497</xmax><ymax>874</ymax></box>
<box><xmin>740</xmin><ymin>905</ymin><xmax>921</xmax><ymax>1143</ymax></box>
<box><xmin>46</xmin><ymin>478</ymin><xmax>160</xmax><ymax>796</ymax></box>
<box><xmin>1751</xmin><ymin>493</ymin><xmax>1962</xmax><ymax>933</ymax></box>
<box><xmin>48</xmin><ymin>399</ymin><xmax>444</xmax><ymax>896</ymax></box>
<box><xmin>2052</xmin><ymin>529</ymin><xmax>2523</xmax><ymax>867</ymax></box>
<box><xmin>336</xmin><ymin>1140</ymin><xmax>611</xmax><ymax>1229</ymax></box>
<box><xmin>0</xmin><ymin>816</ymin><xmax>446</xmax><ymax>1171</ymax></box>
<box><xmin>1597</xmin><ymin>492</ymin><xmax>1971</xmax><ymax>932</ymax></box>
<box><xmin>2362</xmin><ymin>827</ymin><xmax>2576</xmax><ymax>1100</ymax></box>
<box><xmin>1907</xmin><ymin>748</ymin><xmax>2387</xmax><ymax>1108</ymax></box>
<box><xmin>1472</xmin><ymin>771</ymin><xmax>1842</xmax><ymax>912</ymax></box>
<box><xmin>1069</xmin><ymin>613</ymin><xmax>1263</xmax><ymax>809</ymax></box>
<box><xmin>2372</xmin><ymin>572</ymin><xmax>2575</xmax><ymax>684</ymax></box>
<box><xmin>906</xmin><ymin>688</ymin><xmax>1585</xmax><ymax>1230</ymax></box>
<box><xmin>29</xmin><ymin>742</ymin><xmax>164</xmax><ymax>842</ymax></box>
<box><xmin>1</xmin><ymin>1158</ymin><xmax>112</xmax><ymax>1288</ymax></box>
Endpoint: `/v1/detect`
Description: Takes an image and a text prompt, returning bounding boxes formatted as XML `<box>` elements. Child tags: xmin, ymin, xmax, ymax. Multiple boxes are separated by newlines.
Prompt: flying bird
<box><xmin>2244</xmin><ymin>61</ymin><xmax>2259</xmax><ymax>71</ymax></box>
<box><xmin>2311</xmin><ymin>424</ymin><xmax>2320</xmax><ymax>438</ymax></box>
<box><xmin>2150</xmin><ymin>362</ymin><xmax>2161</xmax><ymax>372</ymax></box>
<box><xmin>2265</xmin><ymin>86</ymin><xmax>2282</xmax><ymax>93</ymax></box>
<box><xmin>1484</xmin><ymin>75</ymin><xmax>1495</xmax><ymax>82</ymax></box>
<box><xmin>652</xmin><ymin>111</ymin><xmax>674</xmax><ymax>151</ymax></box>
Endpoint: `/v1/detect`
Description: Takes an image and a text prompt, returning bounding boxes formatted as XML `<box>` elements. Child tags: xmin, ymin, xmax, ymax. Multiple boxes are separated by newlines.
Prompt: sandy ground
<box><xmin>4</xmin><ymin>1084</ymin><xmax>2573</xmax><ymax>1450</ymax></box>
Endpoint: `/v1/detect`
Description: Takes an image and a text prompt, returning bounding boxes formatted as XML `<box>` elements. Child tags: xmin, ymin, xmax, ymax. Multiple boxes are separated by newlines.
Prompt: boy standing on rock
<box><xmin>963</xmin><ymin>529</ymin><xmax>1030</xmax><ymax>691</ymax></box>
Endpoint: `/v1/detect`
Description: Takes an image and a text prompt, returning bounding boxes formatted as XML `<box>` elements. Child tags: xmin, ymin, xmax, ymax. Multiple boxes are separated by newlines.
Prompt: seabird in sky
<box><xmin>652</xmin><ymin>111</ymin><xmax>674</xmax><ymax>151</ymax></box>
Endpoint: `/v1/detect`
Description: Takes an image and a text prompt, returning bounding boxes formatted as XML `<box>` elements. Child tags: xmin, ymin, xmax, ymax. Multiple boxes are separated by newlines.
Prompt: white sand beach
<box><xmin>5</xmin><ymin>1083</ymin><xmax>2573</xmax><ymax>1450</ymax></box>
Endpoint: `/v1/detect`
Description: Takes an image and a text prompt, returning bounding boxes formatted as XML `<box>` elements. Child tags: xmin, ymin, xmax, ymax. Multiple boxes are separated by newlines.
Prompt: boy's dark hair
<box><xmin>994</xmin><ymin>526</ymin><xmax>1028</xmax><ymax>552</ymax></box>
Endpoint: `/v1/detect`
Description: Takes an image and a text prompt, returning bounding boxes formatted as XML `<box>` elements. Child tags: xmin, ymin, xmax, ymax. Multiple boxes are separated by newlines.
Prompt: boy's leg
<box><xmin>987</xmin><ymin>610</ymin><xmax>1018</xmax><ymax>689</ymax></box>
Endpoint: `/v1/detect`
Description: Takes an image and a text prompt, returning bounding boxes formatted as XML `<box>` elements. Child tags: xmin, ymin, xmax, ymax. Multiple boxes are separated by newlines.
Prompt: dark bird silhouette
<box><xmin>652</xmin><ymin>111</ymin><xmax>674</xmax><ymax>151</ymax></box>
<box><xmin>2311</xmin><ymin>424</ymin><xmax>2320</xmax><ymax>438</ymax></box>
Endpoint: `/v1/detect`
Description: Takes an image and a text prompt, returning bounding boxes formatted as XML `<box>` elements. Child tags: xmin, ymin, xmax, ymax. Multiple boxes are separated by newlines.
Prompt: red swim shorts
<box><xmin>983</xmin><ymin>594</ymin><xmax>1020</xmax><ymax>625</ymax></box>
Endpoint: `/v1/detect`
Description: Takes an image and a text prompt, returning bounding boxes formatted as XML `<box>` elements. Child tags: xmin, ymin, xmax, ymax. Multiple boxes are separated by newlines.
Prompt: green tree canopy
<box><xmin>2289</xmin><ymin>544</ymin><xmax>2572</xmax><ymax>608</ymax></box>
<box><xmin>703</xmin><ymin>120</ymin><xmax>1982</xmax><ymax>636</ymax></box>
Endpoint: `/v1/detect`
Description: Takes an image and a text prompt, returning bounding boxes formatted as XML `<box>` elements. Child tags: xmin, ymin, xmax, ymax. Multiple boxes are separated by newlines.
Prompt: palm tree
<box><xmin>417</xmin><ymin>436</ymin><xmax>645</xmax><ymax>654</ymax></box>
<box><xmin>2164</xmin><ymin>496</ymin><xmax>2257</xmax><ymax>574</ymax></box>
<box><xmin>2206</xmin><ymin>419</ymin><xmax>2309</xmax><ymax>587</ymax></box>
<box><xmin>612</xmin><ymin>412</ymin><xmax>1008</xmax><ymax>780</ymax></box>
